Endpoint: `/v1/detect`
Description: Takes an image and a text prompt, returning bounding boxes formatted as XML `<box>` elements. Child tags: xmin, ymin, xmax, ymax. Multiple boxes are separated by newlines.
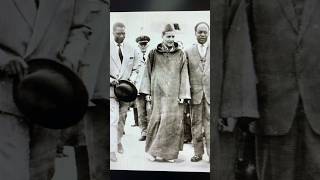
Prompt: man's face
<box><xmin>195</xmin><ymin>24</ymin><xmax>209</xmax><ymax>44</ymax></box>
<box><xmin>162</xmin><ymin>31</ymin><xmax>175</xmax><ymax>48</ymax></box>
<box><xmin>113</xmin><ymin>27</ymin><xmax>126</xmax><ymax>44</ymax></box>
<box><xmin>138</xmin><ymin>43</ymin><xmax>149</xmax><ymax>53</ymax></box>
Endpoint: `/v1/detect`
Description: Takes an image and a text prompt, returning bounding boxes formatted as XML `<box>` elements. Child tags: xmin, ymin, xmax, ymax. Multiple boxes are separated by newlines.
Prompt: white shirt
<box><xmin>197</xmin><ymin>43</ymin><xmax>208</xmax><ymax>58</ymax></box>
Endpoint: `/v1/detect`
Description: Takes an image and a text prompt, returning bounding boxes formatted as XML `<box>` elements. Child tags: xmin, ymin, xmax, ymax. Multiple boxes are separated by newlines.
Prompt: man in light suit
<box><xmin>110</xmin><ymin>22</ymin><xmax>140</xmax><ymax>162</ymax></box>
<box><xmin>0</xmin><ymin>0</ymin><xmax>92</xmax><ymax>179</ymax></box>
<box><xmin>185</xmin><ymin>22</ymin><xmax>210</xmax><ymax>162</ymax></box>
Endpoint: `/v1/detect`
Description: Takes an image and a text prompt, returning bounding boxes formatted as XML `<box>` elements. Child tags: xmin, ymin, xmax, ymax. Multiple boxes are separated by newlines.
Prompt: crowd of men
<box><xmin>109</xmin><ymin>21</ymin><xmax>210</xmax><ymax>163</ymax></box>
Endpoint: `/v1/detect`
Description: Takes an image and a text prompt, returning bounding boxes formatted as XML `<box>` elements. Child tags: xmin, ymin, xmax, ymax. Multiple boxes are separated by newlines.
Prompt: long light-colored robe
<box><xmin>141</xmin><ymin>43</ymin><xmax>191</xmax><ymax>160</ymax></box>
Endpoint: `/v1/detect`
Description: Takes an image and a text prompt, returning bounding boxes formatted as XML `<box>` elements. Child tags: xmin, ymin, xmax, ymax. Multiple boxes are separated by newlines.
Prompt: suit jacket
<box><xmin>131</xmin><ymin>48</ymin><xmax>150</xmax><ymax>94</ymax></box>
<box><xmin>220</xmin><ymin>0</ymin><xmax>259</xmax><ymax>120</ymax></box>
<box><xmin>223</xmin><ymin>0</ymin><xmax>320</xmax><ymax>136</ymax></box>
<box><xmin>185</xmin><ymin>44</ymin><xmax>210</xmax><ymax>105</ymax></box>
<box><xmin>109</xmin><ymin>41</ymin><xmax>140</xmax><ymax>98</ymax></box>
<box><xmin>0</xmin><ymin>0</ymin><xmax>92</xmax><ymax>115</ymax></box>
<box><xmin>78</xmin><ymin>0</ymin><xmax>109</xmax><ymax>106</ymax></box>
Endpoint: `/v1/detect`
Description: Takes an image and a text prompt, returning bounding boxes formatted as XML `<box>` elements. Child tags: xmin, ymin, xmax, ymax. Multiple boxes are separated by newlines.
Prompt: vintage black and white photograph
<box><xmin>110</xmin><ymin>11</ymin><xmax>210</xmax><ymax>172</ymax></box>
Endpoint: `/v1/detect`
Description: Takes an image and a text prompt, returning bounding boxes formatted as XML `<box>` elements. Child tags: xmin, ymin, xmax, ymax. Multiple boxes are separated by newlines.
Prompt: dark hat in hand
<box><xmin>13</xmin><ymin>59</ymin><xmax>89</xmax><ymax>129</ymax></box>
<box><xmin>114</xmin><ymin>80</ymin><xmax>138</xmax><ymax>102</ymax></box>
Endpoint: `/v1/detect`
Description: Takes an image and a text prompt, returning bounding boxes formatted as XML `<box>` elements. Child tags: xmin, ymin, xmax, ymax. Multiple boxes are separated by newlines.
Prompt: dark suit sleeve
<box><xmin>59</xmin><ymin>0</ymin><xmax>93</xmax><ymax>69</ymax></box>
<box><xmin>0</xmin><ymin>47</ymin><xmax>20</xmax><ymax>71</ymax></box>
<box><xmin>0</xmin><ymin>50</ymin><xmax>12</xmax><ymax>68</ymax></box>
<box><xmin>220</xmin><ymin>0</ymin><xmax>259</xmax><ymax>119</ymax></box>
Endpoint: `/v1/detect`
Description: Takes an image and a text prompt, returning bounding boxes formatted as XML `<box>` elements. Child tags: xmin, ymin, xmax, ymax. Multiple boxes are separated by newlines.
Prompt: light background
<box><xmin>110</xmin><ymin>11</ymin><xmax>210</xmax><ymax>173</ymax></box>
<box><xmin>110</xmin><ymin>11</ymin><xmax>210</xmax><ymax>51</ymax></box>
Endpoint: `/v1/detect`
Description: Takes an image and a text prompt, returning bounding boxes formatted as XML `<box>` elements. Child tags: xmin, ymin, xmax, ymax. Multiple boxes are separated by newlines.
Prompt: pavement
<box><xmin>110</xmin><ymin>109</ymin><xmax>210</xmax><ymax>172</ymax></box>
<box><xmin>52</xmin><ymin>146</ymin><xmax>78</xmax><ymax>180</ymax></box>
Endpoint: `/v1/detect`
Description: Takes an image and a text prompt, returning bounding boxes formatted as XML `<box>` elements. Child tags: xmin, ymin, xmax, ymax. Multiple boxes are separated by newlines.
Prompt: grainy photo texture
<box><xmin>212</xmin><ymin>0</ymin><xmax>320</xmax><ymax>180</ymax></box>
<box><xmin>0</xmin><ymin>0</ymin><xmax>109</xmax><ymax>180</ymax></box>
<box><xmin>110</xmin><ymin>11</ymin><xmax>210</xmax><ymax>172</ymax></box>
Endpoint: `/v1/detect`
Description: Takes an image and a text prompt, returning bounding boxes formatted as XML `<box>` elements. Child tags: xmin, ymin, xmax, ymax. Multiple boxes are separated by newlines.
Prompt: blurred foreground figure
<box><xmin>215</xmin><ymin>0</ymin><xmax>320</xmax><ymax>179</ymax></box>
<box><xmin>0</xmin><ymin>0</ymin><xmax>93</xmax><ymax>179</ymax></box>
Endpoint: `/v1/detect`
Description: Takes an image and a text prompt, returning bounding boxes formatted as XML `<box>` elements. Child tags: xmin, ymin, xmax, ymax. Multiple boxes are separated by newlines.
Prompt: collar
<box><xmin>162</xmin><ymin>43</ymin><xmax>175</xmax><ymax>52</ymax></box>
<box><xmin>114</xmin><ymin>41</ymin><xmax>124</xmax><ymax>47</ymax></box>
<box><xmin>197</xmin><ymin>42</ymin><xmax>208</xmax><ymax>49</ymax></box>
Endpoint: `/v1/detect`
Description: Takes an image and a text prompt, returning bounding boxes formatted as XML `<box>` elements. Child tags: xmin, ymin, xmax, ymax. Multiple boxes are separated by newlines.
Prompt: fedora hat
<box><xmin>13</xmin><ymin>59</ymin><xmax>89</xmax><ymax>129</ymax></box>
<box><xmin>114</xmin><ymin>80</ymin><xmax>138</xmax><ymax>102</ymax></box>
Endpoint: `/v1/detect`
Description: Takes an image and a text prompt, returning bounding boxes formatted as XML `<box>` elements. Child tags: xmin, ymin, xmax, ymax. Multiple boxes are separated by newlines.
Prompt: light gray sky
<box><xmin>110</xmin><ymin>11</ymin><xmax>210</xmax><ymax>51</ymax></box>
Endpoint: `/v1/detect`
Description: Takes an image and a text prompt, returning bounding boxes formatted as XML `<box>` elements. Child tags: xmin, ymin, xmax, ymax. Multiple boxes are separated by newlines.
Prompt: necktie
<box><xmin>143</xmin><ymin>53</ymin><xmax>146</xmax><ymax>62</ymax></box>
<box><xmin>200</xmin><ymin>45</ymin><xmax>206</xmax><ymax>69</ymax></box>
<box><xmin>201</xmin><ymin>58</ymin><xmax>206</xmax><ymax>69</ymax></box>
<box><xmin>34</xmin><ymin>0</ymin><xmax>39</xmax><ymax>8</ymax></box>
<box><xmin>118</xmin><ymin>43</ymin><xmax>123</xmax><ymax>63</ymax></box>
<box><xmin>292</xmin><ymin>0</ymin><xmax>305</xmax><ymax>27</ymax></box>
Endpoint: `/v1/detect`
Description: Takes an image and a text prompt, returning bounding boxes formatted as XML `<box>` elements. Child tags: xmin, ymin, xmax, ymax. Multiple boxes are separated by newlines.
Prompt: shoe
<box><xmin>139</xmin><ymin>135</ymin><xmax>146</xmax><ymax>141</ymax></box>
<box><xmin>156</xmin><ymin>157</ymin><xmax>175</xmax><ymax>163</ymax></box>
<box><xmin>184</xmin><ymin>139</ymin><xmax>192</xmax><ymax>144</ymax></box>
<box><xmin>191</xmin><ymin>155</ymin><xmax>203</xmax><ymax>162</ymax></box>
<box><xmin>118</xmin><ymin>143</ymin><xmax>124</xmax><ymax>154</ymax></box>
<box><xmin>166</xmin><ymin>159</ymin><xmax>175</xmax><ymax>163</ymax></box>
<box><xmin>158</xmin><ymin>157</ymin><xmax>175</xmax><ymax>163</ymax></box>
<box><xmin>110</xmin><ymin>152</ymin><xmax>117</xmax><ymax>162</ymax></box>
<box><xmin>146</xmin><ymin>153</ymin><xmax>156</xmax><ymax>161</ymax></box>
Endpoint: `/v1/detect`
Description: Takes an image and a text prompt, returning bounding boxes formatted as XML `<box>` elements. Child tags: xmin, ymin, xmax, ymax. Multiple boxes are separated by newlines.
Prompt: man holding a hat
<box><xmin>132</xmin><ymin>35</ymin><xmax>152</xmax><ymax>141</ymax></box>
<box><xmin>110</xmin><ymin>22</ymin><xmax>140</xmax><ymax>162</ymax></box>
<box><xmin>0</xmin><ymin>0</ymin><xmax>93</xmax><ymax>179</ymax></box>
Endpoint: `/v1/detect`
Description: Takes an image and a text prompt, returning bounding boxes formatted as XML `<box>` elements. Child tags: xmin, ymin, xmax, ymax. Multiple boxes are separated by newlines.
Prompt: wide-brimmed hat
<box><xmin>114</xmin><ymin>80</ymin><xmax>138</xmax><ymax>102</ymax></box>
<box><xmin>13</xmin><ymin>59</ymin><xmax>89</xmax><ymax>129</ymax></box>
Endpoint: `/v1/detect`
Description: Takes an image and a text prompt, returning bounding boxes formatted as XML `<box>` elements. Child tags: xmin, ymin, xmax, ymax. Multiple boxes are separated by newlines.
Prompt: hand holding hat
<box><xmin>111</xmin><ymin>79</ymin><xmax>119</xmax><ymax>86</ymax></box>
<box><xmin>114</xmin><ymin>79</ymin><xmax>138</xmax><ymax>102</ymax></box>
<box><xmin>13</xmin><ymin>58</ymin><xmax>89</xmax><ymax>129</ymax></box>
<box><xmin>2</xmin><ymin>58</ymin><xmax>28</xmax><ymax>80</ymax></box>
